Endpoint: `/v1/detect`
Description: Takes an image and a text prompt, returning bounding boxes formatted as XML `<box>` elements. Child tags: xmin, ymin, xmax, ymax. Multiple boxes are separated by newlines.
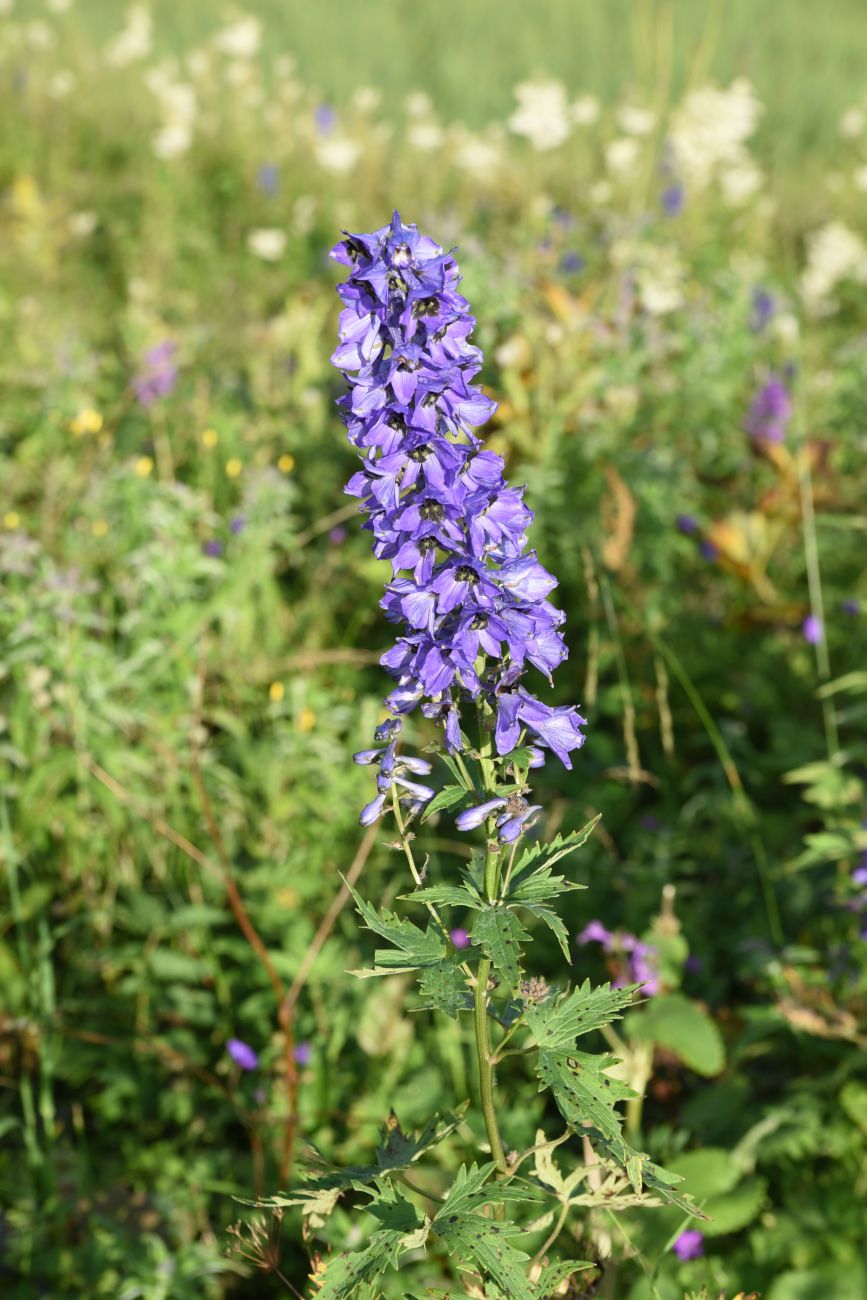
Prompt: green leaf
<box><xmin>432</xmin><ymin>1165</ymin><xmax>539</xmax><ymax>1300</ymax></box>
<box><xmin>349</xmin><ymin>884</ymin><xmax>446</xmax><ymax>971</ymax></box>
<box><xmin>626</xmin><ymin>993</ymin><xmax>725</xmax><ymax>1077</ymax></box>
<box><xmin>525</xmin><ymin>981</ymin><xmax>638</xmax><ymax>1050</ymax></box>
<box><xmin>422</xmin><ymin>783</ymin><xmax>470</xmax><ymax>821</ymax></box>
<box><xmin>518</xmin><ymin>902</ymin><xmax>572</xmax><ymax>961</ymax></box>
<box><xmin>314</xmin><ymin>1182</ymin><xmax>427</xmax><ymax>1299</ymax></box>
<box><xmin>417</xmin><ymin>956</ymin><xmax>473</xmax><ymax>1018</ymax></box>
<box><xmin>401</xmin><ymin>882</ymin><xmax>483</xmax><ymax>910</ymax></box>
<box><xmin>511</xmin><ymin>819</ymin><xmax>600</xmax><ymax>878</ymax></box>
<box><xmin>536</xmin><ymin>1048</ymin><xmax>635</xmax><ymax>1146</ymax></box>
<box><xmin>535</xmin><ymin>1259</ymin><xmax>596</xmax><ymax>1295</ymax></box>
<box><xmin>471</xmin><ymin>905</ymin><xmax>529</xmax><ymax>994</ymax></box>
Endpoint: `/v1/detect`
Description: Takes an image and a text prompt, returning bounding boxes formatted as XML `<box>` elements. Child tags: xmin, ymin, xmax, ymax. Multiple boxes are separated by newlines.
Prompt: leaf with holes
<box><xmin>471</xmin><ymin>905</ymin><xmax>529</xmax><ymax>995</ymax></box>
<box><xmin>511</xmin><ymin>819</ymin><xmax>600</xmax><ymax>879</ymax></box>
<box><xmin>525</xmin><ymin>981</ymin><xmax>639</xmax><ymax>1051</ymax></box>
<box><xmin>348</xmin><ymin>884</ymin><xmax>447</xmax><ymax>972</ymax></box>
<box><xmin>417</xmin><ymin>955</ymin><xmax>473</xmax><ymax>1018</ymax></box>
<box><xmin>535</xmin><ymin>1049</ymin><xmax>635</xmax><ymax>1147</ymax></box>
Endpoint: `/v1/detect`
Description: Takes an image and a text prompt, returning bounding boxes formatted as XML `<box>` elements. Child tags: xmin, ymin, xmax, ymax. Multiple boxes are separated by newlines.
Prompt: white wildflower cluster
<box><xmin>800</xmin><ymin>221</ymin><xmax>867</xmax><ymax>315</ymax></box>
<box><xmin>611</xmin><ymin>239</ymin><xmax>685</xmax><ymax>316</ymax></box>
<box><xmin>213</xmin><ymin>14</ymin><xmax>261</xmax><ymax>60</ymax></box>
<box><xmin>104</xmin><ymin>4</ymin><xmax>152</xmax><ymax>67</ymax></box>
<box><xmin>247</xmin><ymin>228</ymin><xmax>287</xmax><ymax>261</ymax></box>
<box><xmin>669</xmin><ymin>78</ymin><xmax>763</xmax><ymax>205</ymax></box>
<box><xmin>507</xmin><ymin>79</ymin><xmax>600</xmax><ymax>151</ymax></box>
<box><xmin>145</xmin><ymin>64</ymin><xmax>197</xmax><ymax>160</ymax></box>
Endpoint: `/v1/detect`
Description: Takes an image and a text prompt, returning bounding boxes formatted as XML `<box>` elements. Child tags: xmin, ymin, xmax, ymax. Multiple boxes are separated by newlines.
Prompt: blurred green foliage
<box><xmin>1</xmin><ymin>2</ymin><xmax>866</xmax><ymax>1297</ymax></box>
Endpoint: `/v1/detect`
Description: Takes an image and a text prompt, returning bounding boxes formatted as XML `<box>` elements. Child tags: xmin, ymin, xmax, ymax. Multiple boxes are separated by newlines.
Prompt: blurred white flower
<box><xmin>152</xmin><ymin>123</ymin><xmax>193</xmax><ymax>160</ymax></box>
<box><xmin>589</xmin><ymin>179</ymin><xmax>612</xmax><ymax>205</ymax></box>
<box><xmin>0</xmin><ymin>0</ymin><xmax>15</xmax><ymax>13</ymax></box>
<box><xmin>25</xmin><ymin>19</ymin><xmax>54</xmax><ymax>47</ymax></box>
<box><xmin>247</xmin><ymin>228</ymin><xmax>287</xmax><ymax>261</ymax></box>
<box><xmin>494</xmin><ymin>334</ymin><xmax>532</xmax><ymax>369</ymax></box>
<box><xmin>47</xmin><ymin>69</ymin><xmax>75</xmax><ymax>98</ymax></box>
<box><xmin>145</xmin><ymin>68</ymin><xmax>197</xmax><ymax>125</ymax></box>
<box><xmin>407</xmin><ymin>120</ymin><xmax>444</xmax><ymax>151</ymax></box>
<box><xmin>638</xmin><ymin>247</ymin><xmax>684</xmax><ymax>315</ymax></box>
<box><xmin>105</xmin><ymin>5</ymin><xmax>152</xmax><ymax>66</ymax></box>
<box><xmin>801</xmin><ymin>220</ymin><xmax>867</xmax><ymax>314</ymax></box>
<box><xmin>839</xmin><ymin>106</ymin><xmax>865</xmax><ymax>139</ymax></box>
<box><xmin>293</xmin><ymin>195</ymin><xmax>316</xmax><ymax>235</ymax></box>
<box><xmin>605</xmin><ymin>136</ymin><xmax>640</xmax><ymax>177</ymax></box>
<box><xmin>451</xmin><ymin>128</ymin><xmax>502</xmax><ymax>178</ymax></box>
<box><xmin>854</xmin><ymin>164</ymin><xmax>867</xmax><ymax>193</ymax></box>
<box><xmin>214</xmin><ymin>15</ymin><xmax>261</xmax><ymax>59</ymax></box>
<box><xmin>571</xmin><ymin>94</ymin><xmax>600</xmax><ymax>126</ymax></box>
<box><xmin>352</xmin><ymin>86</ymin><xmax>381</xmax><ymax>113</ymax></box>
<box><xmin>670</xmin><ymin>78</ymin><xmax>762</xmax><ymax>189</ymax></box>
<box><xmin>720</xmin><ymin>161</ymin><xmax>763</xmax><ymax>205</ymax></box>
<box><xmin>314</xmin><ymin>135</ymin><xmax>361</xmax><ymax>174</ymax></box>
<box><xmin>406</xmin><ymin>91</ymin><xmax>433</xmax><ymax>117</ymax></box>
<box><xmin>508</xmin><ymin>79</ymin><xmax>572</xmax><ymax>150</ymax></box>
<box><xmin>618</xmin><ymin>104</ymin><xmax>655</xmax><ymax>136</ymax></box>
<box><xmin>186</xmin><ymin>49</ymin><xmax>211</xmax><ymax>79</ymax></box>
<box><xmin>225</xmin><ymin>59</ymin><xmax>253</xmax><ymax>86</ymax></box>
<box><xmin>773</xmin><ymin>312</ymin><xmax>800</xmax><ymax>346</ymax></box>
<box><xmin>68</xmin><ymin>210</ymin><xmax>97</xmax><ymax>237</ymax></box>
<box><xmin>46</xmin><ymin>0</ymin><xmax>74</xmax><ymax>11</ymax></box>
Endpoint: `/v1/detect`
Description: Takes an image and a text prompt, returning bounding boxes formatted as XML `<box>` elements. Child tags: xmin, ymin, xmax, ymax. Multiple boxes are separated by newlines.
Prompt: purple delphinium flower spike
<box><xmin>133</xmin><ymin>340</ymin><xmax>178</xmax><ymax>408</ymax></box>
<box><xmin>331</xmin><ymin>213</ymin><xmax>586</xmax><ymax>828</ymax></box>
<box><xmin>744</xmin><ymin>373</ymin><xmax>791</xmax><ymax>443</ymax></box>
<box><xmin>672</xmin><ymin>1229</ymin><xmax>704</xmax><ymax>1261</ymax></box>
<box><xmin>227</xmin><ymin>1038</ymin><xmax>259</xmax><ymax>1070</ymax></box>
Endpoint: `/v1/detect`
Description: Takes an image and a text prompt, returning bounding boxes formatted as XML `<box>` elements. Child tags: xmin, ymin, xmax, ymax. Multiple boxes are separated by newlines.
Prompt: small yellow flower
<box><xmin>225</xmin><ymin>457</ymin><xmax>242</xmax><ymax>479</ymax></box>
<box><xmin>268</xmin><ymin>681</ymin><xmax>285</xmax><ymax>703</ymax></box>
<box><xmin>277</xmin><ymin>453</ymin><xmax>295</xmax><ymax>473</ymax></box>
<box><xmin>71</xmin><ymin>407</ymin><xmax>103</xmax><ymax>436</ymax></box>
<box><xmin>91</xmin><ymin>519</ymin><xmax>109</xmax><ymax>538</ymax></box>
<box><xmin>134</xmin><ymin>456</ymin><xmax>154</xmax><ymax>478</ymax></box>
<box><xmin>201</xmin><ymin>428</ymin><xmax>219</xmax><ymax>448</ymax></box>
<box><xmin>298</xmin><ymin>706</ymin><xmax>316</xmax><ymax>733</ymax></box>
<box><xmin>3</xmin><ymin>512</ymin><xmax>21</xmax><ymax>530</ymax></box>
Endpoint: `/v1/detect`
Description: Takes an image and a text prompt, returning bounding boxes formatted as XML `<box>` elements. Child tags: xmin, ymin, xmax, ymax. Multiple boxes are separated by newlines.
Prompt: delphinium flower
<box><xmin>133</xmin><ymin>340</ymin><xmax>178</xmax><ymax>407</ymax></box>
<box><xmin>331</xmin><ymin>212</ymin><xmax>585</xmax><ymax>834</ymax></box>
<box><xmin>750</xmin><ymin>286</ymin><xmax>775</xmax><ymax>332</ymax></box>
<box><xmin>577</xmin><ymin>921</ymin><xmax>661</xmax><ymax>995</ymax></box>
<box><xmin>744</xmin><ymin>372</ymin><xmax>791</xmax><ymax>443</ymax></box>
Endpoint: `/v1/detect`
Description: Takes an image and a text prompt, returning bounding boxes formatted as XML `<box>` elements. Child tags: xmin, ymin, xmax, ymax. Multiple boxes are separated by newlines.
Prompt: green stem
<box><xmin>472</xmin><ymin>703</ymin><xmax>510</xmax><ymax>1208</ymax></box>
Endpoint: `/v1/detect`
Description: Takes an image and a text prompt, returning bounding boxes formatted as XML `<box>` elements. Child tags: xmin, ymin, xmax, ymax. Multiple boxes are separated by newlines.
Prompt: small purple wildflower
<box><xmin>676</xmin><ymin>514</ymin><xmax>698</xmax><ymax>535</ymax></box>
<box><xmin>560</xmin><ymin>251</ymin><xmax>585</xmax><ymax>274</ymax></box>
<box><xmin>331</xmin><ymin>213</ymin><xmax>586</xmax><ymax>830</ymax></box>
<box><xmin>842</xmin><ymin>598</ymin><xmax>861</xmax><ymax>616</ymax></box>
<box><xmin>661</xmin><ymin>182</ymin><xmax>684</xmax><ymax>216</ymax></box>
<box><xmin>257</xmin><ymin>162</ymin><xmax>279</xmax><ymax>196</ymax></box>
<box><xmin>227</xmin><ymin>1038</ymin><xmax>258</xmax><ymax>1071</ymax></box>
<box><xmin>293</xmin><ymin>1041</ymin><xmax>312</xmax><ymax>1067</ymax></box>
<box><xmin>230</xmin><ymin>515</ymin><xmax>246</xmax><ymax>535</ymax></box>
<box><xmin>744</xmin><ymin>373</ymin><xmax>791</xmax><ymax>443</ymax></box>
<box><xmin>802</xmin><ymin>615</ymin><xmax>823</xmax><ymax>645</ymax></box>
<box><xmin>699</xmin><ymin>539</ymin><xmax>718</xmax><ymax>562</ymax></box>
<box><xmin>684</xmin><ymin>954</ymin><xmax>704</xmax><ymax>974</ymax></box>
<box><xmin>203</xmin><ymin>539</ymin><xmax>224</xmax><ymax>558</ymax></box>
<box><xmin>450</xmin><ymin>927</ymin><xmax>471</xmax><ymax>949</ymax></box>
<box><xmin>750</xmin><ymin>287</ymin><xmax>775</xmax><ymax>332</ymax></box>
<box><xmin>133</xmin><ymin>341</ymin><xmax>178</xmax><ymax>408</ymax></box>
<box><xmin>672</xmin><ymin>1229</ymin><xmax>704</xmax><ymax>1261</ymax></box>
<box><xmin>315</xmin><ymin>104</ymin><xmax>336</xmax><ymax>134</ymax></box>
<box><xmin>577</xmin><ymin>920</ymin><xmax>613</xmax><ymax>947</ymax></box>
<box><xmin>329</xmin><ymin>526</ymin><xmax>347</xmax><ymax>545</ymax></box>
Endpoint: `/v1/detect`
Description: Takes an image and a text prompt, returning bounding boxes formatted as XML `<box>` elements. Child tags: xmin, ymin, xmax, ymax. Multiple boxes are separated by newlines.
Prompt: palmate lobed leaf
<box><xmin>349</xmin><ymin>883</ymin><xmax>447</xmax><ymax>969</ymax></box>
<box><xmin>431</xmin><ymin>1164</ymin><xmax>543</xmax><ymax>1300</ymax></box>
<box><xmin>525</xmin><ymin>981</ymin><xmax>640</xmax><ymax>1050</ymax></box>
<box><xmin>533</xmin><ymin>1258</ymin><xmax>597</xmax><ymax>1295</ymax></box>
<box><xmin>417</xmin><ymin>955</ymin><xmax>474</xmax><ymax>1018</ymax></box>
<box><xmin>510</xmin><ymin>819</ymin><xmax>601</xmax><ymax>879</ymax></box>
<box><xmin>471</xmin><ymin>905</ymin><xmax>529</xmax><ymax>995</ymax></box>
<box><xmin>313</xmin><ymin>1182</ymin><xmax>428</xmax><ymax>1299</ymax></box>
<box><xmin>535</xmin><ymin>1048</ymin><xmax>636</xmax><ymax>1145</ymax></box>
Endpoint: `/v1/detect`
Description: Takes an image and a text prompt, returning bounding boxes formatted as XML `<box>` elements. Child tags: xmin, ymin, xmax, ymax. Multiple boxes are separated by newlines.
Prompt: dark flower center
<box><xmin>409</xmin><ymin>445</ymin><xmax>431</xmax><ymax>462</ymax></box>
<box><xmin>470</xmin><ymin>612</ymin><xmax>489</xmax><ymax>630</ymax></box>
<box><xmin>412</xmin><ymin>296</ymin><xmax>440</xmax><ymax>318</ymax></box>
<box><xmin>396</xmin><ymin>355</ymin><xmax>418</xmax><ymax>372</ymax></box>
<box><xmin>420</xmin><ymin>499</ymin><xmax>445</xmax><ymax>522</ymax></box>
<box><xmin>391</xmin><ymin>243</ymin><xmax>412</xmax><ymax>267</ymax></box>
<box><xmin>387</xmin><ymin>270</ymin><xmax>408</xmax><ymax>294</ymax></box>
<box><xmin>387</xmin><ymin>413</ymin><xmax>406</xmax><ymax>431</ymax></box>
<box><xmin>455</xmin><ymin>565</ymin><xmax>479</xmax><ymax>585</ymax></box>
